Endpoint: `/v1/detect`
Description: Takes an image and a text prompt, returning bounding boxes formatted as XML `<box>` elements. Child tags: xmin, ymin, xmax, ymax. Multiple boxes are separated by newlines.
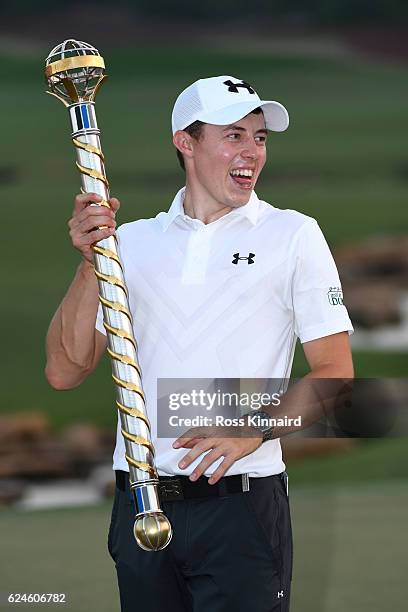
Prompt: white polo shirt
<box><xmin>96</xmin><ymin>187</ymin><xmax>353</xmax><ymax>477</ymax></box>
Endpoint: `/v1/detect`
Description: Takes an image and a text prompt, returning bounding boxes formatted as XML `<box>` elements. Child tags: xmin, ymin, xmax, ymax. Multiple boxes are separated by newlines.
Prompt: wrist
<box><xmin>243</xmin><ymin>410</ymin><xmax>275</xmax><ymax>443</ymax></box>
<box><xmin>78</xmin><ymin>258</ymin><xmax>95</xmax><ymax>276</ymax></box>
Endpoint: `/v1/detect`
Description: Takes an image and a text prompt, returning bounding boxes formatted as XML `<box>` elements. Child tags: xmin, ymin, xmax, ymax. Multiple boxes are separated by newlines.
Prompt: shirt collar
<box><xmin>158</xmin><ymin>187</ymin><xmax>260</xmax><ymax>231</ymax></box>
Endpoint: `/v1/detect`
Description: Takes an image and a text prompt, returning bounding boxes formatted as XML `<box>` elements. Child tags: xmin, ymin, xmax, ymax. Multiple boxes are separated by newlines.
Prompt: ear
<box><xmin>173</xmin><ymin>130</ymin><xmax>194</xmax><ymax>161</ymax></box>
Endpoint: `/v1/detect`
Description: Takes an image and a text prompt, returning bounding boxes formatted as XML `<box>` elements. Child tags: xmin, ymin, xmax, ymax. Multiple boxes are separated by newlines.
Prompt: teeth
<box><xmin>230</xmin><ymin>169</ymin><xmax>253</xmax><ymax>178</ymax></box>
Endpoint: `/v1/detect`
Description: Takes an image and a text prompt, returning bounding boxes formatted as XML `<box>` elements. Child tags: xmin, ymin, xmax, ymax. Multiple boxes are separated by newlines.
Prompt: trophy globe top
<box><xmin>45</xmin><ymin>39</ymin><xmax>107</xmax><ymax>106</ymax></box>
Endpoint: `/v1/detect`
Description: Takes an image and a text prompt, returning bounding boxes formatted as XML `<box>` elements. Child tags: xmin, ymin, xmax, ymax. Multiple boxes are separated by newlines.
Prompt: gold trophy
<box><xmin>44</xmin><ymin>39</ymin><xmax>172</xmax><ymax>551</ymax></box>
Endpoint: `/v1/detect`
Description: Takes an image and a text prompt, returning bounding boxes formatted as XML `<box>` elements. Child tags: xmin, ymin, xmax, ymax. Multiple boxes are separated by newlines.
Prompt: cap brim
<box><xmin>196</xmin><ymin>100</ymin><xmax>289</xmax><ymax>132</ymax></box>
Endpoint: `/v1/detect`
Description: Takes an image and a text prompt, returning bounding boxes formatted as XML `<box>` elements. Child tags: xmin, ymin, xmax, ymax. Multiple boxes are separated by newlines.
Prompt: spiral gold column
<box><xmin>44</xmin><ymin>39</ymin><xmax>172</xmax><ymax>551</ymax></box>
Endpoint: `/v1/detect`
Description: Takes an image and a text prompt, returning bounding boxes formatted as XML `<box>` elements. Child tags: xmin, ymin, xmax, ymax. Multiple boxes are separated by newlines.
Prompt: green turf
<box><xmin>286</xmin><ymin>438</ymin><xmax>408</xmax><ymax>485</ymax></box>
<box><xmin>289</xmin><ymin>480</ymin><xmax>408</xmax><ymax>612</ymax></box>
<box><xmin>0</xmin><ymin>502</ymin><xmax>118</xmax><ymax>612</ymax></box>
<box><xmin>1</xmin><ymin>47</ymin><xmax>407</xmax><ymax>429</ymax></box>
<box><xmin>1</xmin><ymin>480</ymin><xmax>407</xmax><ymax>611</ymax></box>
<box><xmin>292</xmin><ymin>346</ymin><xmax>408</xmax><ymax>378</ymax></box>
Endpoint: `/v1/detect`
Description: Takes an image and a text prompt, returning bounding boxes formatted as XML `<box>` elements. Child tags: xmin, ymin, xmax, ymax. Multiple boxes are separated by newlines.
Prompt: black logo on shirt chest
<box><xmin>232</xmin><ymin>252</ymin><xmax>255</xmax><ymax>265</ymax></box>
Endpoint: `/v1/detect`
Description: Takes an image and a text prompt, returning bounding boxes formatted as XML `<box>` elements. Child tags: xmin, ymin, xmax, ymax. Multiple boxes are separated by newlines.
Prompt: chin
<box><xmin>229</xmin><ymin>191</ymin><xmax>252</xmax><ymax>208</ymax></box>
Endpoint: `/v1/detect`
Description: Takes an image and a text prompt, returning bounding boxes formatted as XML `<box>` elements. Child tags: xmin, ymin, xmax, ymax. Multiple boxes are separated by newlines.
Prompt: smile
<box><xmin>229</xmin><ymin>168</ymin><xmax>254</xmax><ymax>189</ymax></box>
<box><xmin>230</xmin><ymin>169</ymin><xmax>254</xmax><ymax>178</ymax></box>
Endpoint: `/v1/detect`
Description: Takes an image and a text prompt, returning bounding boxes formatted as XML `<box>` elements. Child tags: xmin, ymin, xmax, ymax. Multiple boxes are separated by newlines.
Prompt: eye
<box><xmin>227</xmin><ymin>132</ymin><xmax>241</xmax><ymax>140</ymax></box>
<box><xmin>255</xmin><ymin>135</ymin><xmax>267</xmax><ymax>144</ymax></box>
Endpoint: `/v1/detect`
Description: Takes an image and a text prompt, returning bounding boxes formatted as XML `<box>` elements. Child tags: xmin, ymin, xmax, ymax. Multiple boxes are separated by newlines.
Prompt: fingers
<box><xmin>178</xmin><ymin>438</ymin><xmax>225</xmax><ymax>472</ymax></box>
<box><xmin>188</xmin><ymin>448</ymin><xmax>225</xmax><ymax>482</ymax></box>
<box><xmin>68</xmin><ymin>193</ymin><xmax>120</xmax><ymax>263</ymax></box>
<box><xmin>208</xmin><ymin>457</ymin><xmax>236</xmax><ymax>484</ymax></box>
<box><xmin>176</xmin><ymin>437</ymin><xmax>204</xmax><ymax>449</ymax></box>
<box><xmin>73</xmin><ymin>226</ymin><xmax>115</xmax><ymax>248</ymax></box>
<box><xmin>66</xmin><ymin>193</ymin><xmax>120</xmax><ymax>263</ymax></box>
<box><xmin>173</xmin><ymin>427</ymin><xmax>208</xmax><ymax>448</ymax></box>
<box><xmin>71</xmin><ymin>197</ymin><xmax>118</xmax><ymax>225</ymax></box>
<box><xmin>175</xmin><ymin>434</ymin><xmax>262</xmax><ymax>484</ymax></box>
<box><xmin>69</xmin><ymin>211</ymin><xmax>116</xmax><ymax>242</ymax></box>
<box><xmin>76</xmin><ymin>213</ymin><xmax>116</xmax><ymax>234</ymax></box>
<box><xmin>178</xmin><ymin>438</ymin><xmax>216</xmax><ymax>470</ymax></box>
<box><xmin>72</xmin><ymin>193</ymin><xmax>120</xmax><ymax>220</ymax></box>
<box><xmin>109</xmin><ymin>197</ymin><xmax>120</xmax><ymax>212</ymax></box>
<box><xmin>178</xmin><ymin>438</ymin><xmax>237</xmax><ymax>483</ymax></box>
<box><xmin>73</xmin><ymin>192</ymin><xmax>102</xmax><ymax>214</ymax></box>
<box><xmin>70</xmin><ymin>209</ymin><xmax>114</xmax><ymax>235</ymax></box>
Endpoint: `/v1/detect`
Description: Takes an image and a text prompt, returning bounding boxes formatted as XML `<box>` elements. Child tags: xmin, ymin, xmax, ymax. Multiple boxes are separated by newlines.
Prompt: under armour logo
<box><xmin>232</xmin><ymin>253</ymin><xmax>255</xmax><ymax>265</ymax></box>
<box><xmin>277</xmin><ymin>591</ymin><xmax>284</xmax><ymax>599</ymax></box>
<box><xmin>223</xmin><ymin>79</ymin><xmax>255</xmax><ymax>94</ymax></box>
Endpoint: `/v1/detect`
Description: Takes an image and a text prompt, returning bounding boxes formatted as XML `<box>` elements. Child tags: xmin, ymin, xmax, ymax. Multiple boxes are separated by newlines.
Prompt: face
<box><xmin>184</xmin><ymin>112</ymin><xmax>267</xmax><ymax>211</ymax></box>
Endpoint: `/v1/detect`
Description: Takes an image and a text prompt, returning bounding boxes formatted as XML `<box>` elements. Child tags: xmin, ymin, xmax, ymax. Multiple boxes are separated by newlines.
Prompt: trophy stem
<box><xmin>70</xmin><ymin>101</ymin><xmax>172</xmax><ymax>551</ymax></box>
<box><xmin>45</xmin><ymin>38</ymin><xmax>172</xmax><ymax>551</ymax></box>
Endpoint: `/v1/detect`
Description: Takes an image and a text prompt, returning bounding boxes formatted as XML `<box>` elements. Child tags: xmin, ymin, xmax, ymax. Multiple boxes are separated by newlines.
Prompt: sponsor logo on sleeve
<box><xmin>328</xmin><ymin>287</ymin><xmax>343</xmax><ymax>306</ymax></box>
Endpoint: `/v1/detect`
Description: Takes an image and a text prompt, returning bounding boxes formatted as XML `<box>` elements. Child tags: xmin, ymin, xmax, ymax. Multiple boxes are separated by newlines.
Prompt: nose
<box><xmin>240</xmin><ymin>139</ymin><xmax>257</xmax><ymax>160</ymax></box>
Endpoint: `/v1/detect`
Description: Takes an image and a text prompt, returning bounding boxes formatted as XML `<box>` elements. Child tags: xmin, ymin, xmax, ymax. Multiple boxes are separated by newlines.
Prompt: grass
<box><xmin>290</xmin><ymin>480</ymin><xmax>408</xmax><ymax>612</ymax></box>
<box><xmin>0</xmin><ymin>502</ymin><xmax>118</xmax><ymax>612</ymax></box>
<box><xmin>1</xmin><ymin>479</ymin><xmax>407</xmax><ymax>612</ymax></box>
<box><xmin>285</xmin><ymin>438</ymin><xmax>408</xmax><ymax>485</ymax></box>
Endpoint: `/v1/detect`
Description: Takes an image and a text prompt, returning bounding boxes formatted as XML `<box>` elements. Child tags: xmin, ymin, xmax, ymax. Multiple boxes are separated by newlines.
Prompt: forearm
<box><xmin>261</xmin><ymin>364</ymin><xmax>354</xmax><ymax>439</ymax></box>
<box><xmin>45</xmin><ymin>260</ymin><xmax>101</xmax><ymax>389</ymax></box>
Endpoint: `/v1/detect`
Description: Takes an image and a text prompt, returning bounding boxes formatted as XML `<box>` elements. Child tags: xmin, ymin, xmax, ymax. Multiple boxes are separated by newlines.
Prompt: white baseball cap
<box><xmin>171</xmin><ymin>75</ymin><xmax>289</xmax><ymax>135</ymax></box>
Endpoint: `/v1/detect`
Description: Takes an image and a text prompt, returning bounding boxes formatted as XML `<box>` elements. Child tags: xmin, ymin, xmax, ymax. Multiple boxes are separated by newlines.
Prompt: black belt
<box><xmin>115</xmin><ymin>470</ymin><xmax>285</xmax><ymax>502</ymax></box>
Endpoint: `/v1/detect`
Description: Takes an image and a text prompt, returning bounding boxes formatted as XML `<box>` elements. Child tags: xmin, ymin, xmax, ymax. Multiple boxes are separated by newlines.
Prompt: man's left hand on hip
<box><xmin>172</xmin><ymin>424</ymin><xmax>262</xmax><ymax>484</ymax></box>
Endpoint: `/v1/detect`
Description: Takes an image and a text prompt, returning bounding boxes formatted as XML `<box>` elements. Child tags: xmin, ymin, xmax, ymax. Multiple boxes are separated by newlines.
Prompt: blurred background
<box><xmin>0</xmin><ymin>1</ymin><xmax>407</xmax><ymax>611</ymax></box>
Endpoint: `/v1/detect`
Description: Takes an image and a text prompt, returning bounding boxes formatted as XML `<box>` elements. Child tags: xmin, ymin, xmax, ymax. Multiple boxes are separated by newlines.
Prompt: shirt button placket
<box><xmin>182</xmin><ymin>225</ymin><xmax>213</xmax><ymax>285</ymax></box>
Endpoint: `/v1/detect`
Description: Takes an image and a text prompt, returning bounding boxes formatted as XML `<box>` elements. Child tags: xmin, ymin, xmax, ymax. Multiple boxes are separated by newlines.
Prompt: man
<box><xmin>45</xmin><ymin>75</ymin><xmax>354</xmax><ymax>611</ymax></box>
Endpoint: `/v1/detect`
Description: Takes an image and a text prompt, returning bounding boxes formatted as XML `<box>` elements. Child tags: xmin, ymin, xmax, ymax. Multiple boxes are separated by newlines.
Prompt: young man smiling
<box><xmin>173</xmin><ymin>109</ymin><xmax>267</xmax><ymax>222</ymax></box>
<box><xmin>46</xmin><ymin>75</ymin><xmax>353</xmax><ymax>612</ymax></box>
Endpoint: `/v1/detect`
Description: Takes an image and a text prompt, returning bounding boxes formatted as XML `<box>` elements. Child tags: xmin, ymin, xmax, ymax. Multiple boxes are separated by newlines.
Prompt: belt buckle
<box><xmin>159</xmin><ymin>478</ymin><xmax>184</xmax><ymax>501</ymax></box>
<box><xmin>241</xmin><ymin>473</ymin><xmax>250</xmax><ymax>492</ymax></box>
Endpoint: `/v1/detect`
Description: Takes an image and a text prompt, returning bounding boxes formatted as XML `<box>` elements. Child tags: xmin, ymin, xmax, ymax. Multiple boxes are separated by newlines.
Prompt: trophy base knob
<box><xmin>133</xmin><ymin>513</ymin><xmax>173</xmax><ymax>551</ymax></box>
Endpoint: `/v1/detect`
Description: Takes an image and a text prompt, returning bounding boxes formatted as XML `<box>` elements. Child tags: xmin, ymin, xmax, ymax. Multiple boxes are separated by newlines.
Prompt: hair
<box><xmin>176</xmin><ymin>107</ymin><xmax>264</xmax><ymax>171</ymax></box>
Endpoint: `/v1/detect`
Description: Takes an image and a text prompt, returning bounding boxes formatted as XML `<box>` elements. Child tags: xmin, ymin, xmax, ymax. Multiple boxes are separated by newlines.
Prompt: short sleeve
<box><xmin>292</xmin><ymin>219</ymin><xmax>353</xmax><ymax>343</ymax></box>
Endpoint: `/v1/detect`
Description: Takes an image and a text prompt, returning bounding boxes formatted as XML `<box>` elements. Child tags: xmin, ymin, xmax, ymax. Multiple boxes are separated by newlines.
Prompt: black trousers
<box><xmin>108</xmin><ymin>473</ymin><xmax>293</xmax><ymax>612</ymax></box>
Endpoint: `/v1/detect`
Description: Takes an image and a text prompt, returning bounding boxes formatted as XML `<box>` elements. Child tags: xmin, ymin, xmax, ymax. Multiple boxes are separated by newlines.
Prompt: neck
<box><xmin>182</xmin><ymin>180</ymin><xmax>233</xmax><ymax>225</ymax></box>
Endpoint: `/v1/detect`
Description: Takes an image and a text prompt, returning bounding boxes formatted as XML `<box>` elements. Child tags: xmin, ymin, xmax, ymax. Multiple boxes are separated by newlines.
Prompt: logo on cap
<box><xmin>223</xmin><ymin>80</ymin><xmax>256</xmax><ymax>95</ymax></box>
